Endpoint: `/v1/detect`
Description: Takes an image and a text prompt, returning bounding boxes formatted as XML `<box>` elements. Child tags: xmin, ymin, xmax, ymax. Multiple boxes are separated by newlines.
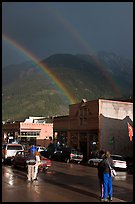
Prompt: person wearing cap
<box><xmin>26</xmin><ymin>150</ymin><xmax>36</xmax><ymax>182</ymax></box>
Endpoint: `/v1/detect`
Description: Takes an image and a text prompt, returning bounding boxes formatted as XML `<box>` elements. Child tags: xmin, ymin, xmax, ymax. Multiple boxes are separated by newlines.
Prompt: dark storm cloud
<box><xmin>2</xmin><ymin>2</ymin><xmax>133</xmax><ymax>66</ymax></box>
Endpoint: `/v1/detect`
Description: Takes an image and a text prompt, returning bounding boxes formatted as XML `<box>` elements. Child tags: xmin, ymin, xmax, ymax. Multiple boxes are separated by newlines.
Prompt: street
<box><xmin>2</xmin><ymin>161</ymin><xmax>133</xmax><ymax>202</ymax></box>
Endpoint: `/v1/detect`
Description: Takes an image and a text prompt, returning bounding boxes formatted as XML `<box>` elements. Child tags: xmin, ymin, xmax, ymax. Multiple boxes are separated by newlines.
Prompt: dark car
<box><xmin>40</xmin><ymin>143</ymin><xmax>83</xmax><ymax>163</ymax></box>
<box><xmin>45</xmin><ymin>146</ymin><xmax>83</xmax><ymax>163</ymax></box>
<box><xmin>12</xmin><ymin>150</ymin><xmax>52</xmax><ymax>172</ymax></box>
<box><xmin>51</xmin><ymin>147</ymin><xmax>71</xmax><ymax>163</ymax></box>
<box><xmin>41</xmin><ymin>143</ymin><xmax>55</xmax><ymax>159</ymax></box>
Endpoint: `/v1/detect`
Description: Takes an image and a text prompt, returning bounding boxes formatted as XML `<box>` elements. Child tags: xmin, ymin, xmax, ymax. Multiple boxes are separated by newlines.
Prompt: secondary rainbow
<box><xmin>2</xmin><ymin>34</ymin><xmax>77</xmax><ymax>105</ymax></box>
<box><xmin>51</xmin><ymin>8</ymin><xmax>122</xmax><ymax>97</ymax></box>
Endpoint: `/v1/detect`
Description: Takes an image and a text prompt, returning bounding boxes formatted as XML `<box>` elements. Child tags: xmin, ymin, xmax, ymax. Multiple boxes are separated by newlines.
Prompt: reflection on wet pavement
<box><xmin>2</xmin><ymin>162</ymin><xmax>133</xmax><ymax>202</ymax></box>
<box><xmin>114</xmin><ymin>172</ymin><xmax>127</xmax><ymax>181</ymax></box>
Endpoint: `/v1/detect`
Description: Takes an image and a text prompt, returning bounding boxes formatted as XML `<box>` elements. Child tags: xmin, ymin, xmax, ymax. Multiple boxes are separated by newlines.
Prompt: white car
<box><xmin>2</xmin><ymin>143</ymin><xmax>24</xmax><ymax>162</ymax></box>
<box><xmin>88</xmin><ymin>157</ymin><xmax>102</xmax><ymax>167</ymax></box>
<box><xmin>70</xmin><ymin>149</ymin><xmax>83</xmax><ymax>163</ymax></box>
<box><xmin>111</xmin><ymin>155</ymin><xmax>127</xmax><ymax>169</ymax></box>
<box><xmin>88</xmin><ymin>154</ymin><xmax>127</xmax><ymax>169</ymax></box>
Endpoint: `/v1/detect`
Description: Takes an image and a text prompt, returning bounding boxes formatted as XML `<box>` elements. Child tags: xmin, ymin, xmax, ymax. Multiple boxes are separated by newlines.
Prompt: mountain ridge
<box><xmin>2</xmin><ymin>51</ymin><xmax>133</xmax><ymax>121</ymax></box>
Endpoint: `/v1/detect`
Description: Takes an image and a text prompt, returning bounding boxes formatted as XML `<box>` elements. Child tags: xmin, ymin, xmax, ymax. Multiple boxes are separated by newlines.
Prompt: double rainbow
<box><xmin>2</xmin><ymin>34</ymin><xmax>77</xmax><ymax>105</ymax></box>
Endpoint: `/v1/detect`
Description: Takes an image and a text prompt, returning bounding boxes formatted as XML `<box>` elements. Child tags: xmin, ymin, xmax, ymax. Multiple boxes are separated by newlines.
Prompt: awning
<box><xmin>20</xmin><ymin>129</ymin><xmax>40</xmax><ymax>132</ymax></box>
<box><xmin>18</xmin><ymin>135</ymin><xmax>38</xmax><ymax>138</ymax></box>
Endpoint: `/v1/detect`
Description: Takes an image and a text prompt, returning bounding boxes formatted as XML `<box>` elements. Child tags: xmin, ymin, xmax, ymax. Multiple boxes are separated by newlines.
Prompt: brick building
<box><xmin>2</xmin><ymin>117</ymin><xmax>53</xmax><ymax>148</ymax></box>
<box><xmin>53</xmin><ymin>99</ymin><xmax>133</xmax><ymax>159</ymax></box>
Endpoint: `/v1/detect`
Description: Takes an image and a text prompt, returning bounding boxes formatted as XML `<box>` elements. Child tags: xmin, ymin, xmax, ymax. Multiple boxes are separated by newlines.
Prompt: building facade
<box><xmin>2</xmin><ymin>100</ymin><xmax>133</xmax><ymax>159</ymax></box>
<box><xmin>2</xmin><ymin>117</ymin><xmax>53</xmax><ymax>148</ymax></box>
<box><xmin>53</xmin><ymin>99</ymin><xmax>133</xmax><ymax>159</ymax></box>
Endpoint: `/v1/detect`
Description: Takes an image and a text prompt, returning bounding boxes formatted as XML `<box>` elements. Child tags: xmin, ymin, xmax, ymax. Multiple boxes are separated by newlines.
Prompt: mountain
<box><xmin>2</xmin><ymin>51</ymin><xmax>133</xmax><ymax>121</ymax></box>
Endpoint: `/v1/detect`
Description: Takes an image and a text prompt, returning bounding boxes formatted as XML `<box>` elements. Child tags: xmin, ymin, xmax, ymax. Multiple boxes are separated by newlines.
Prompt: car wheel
<box><xmin>65</xmin><ymin>158</ymin><xmax>70</xmax><ymax>163</ymax></box>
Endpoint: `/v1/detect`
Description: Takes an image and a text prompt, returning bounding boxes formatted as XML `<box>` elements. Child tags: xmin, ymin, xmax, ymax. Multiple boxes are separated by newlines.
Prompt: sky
<box><xmin>2</xmin><ymin>2</ymin><xmax>133</xmax><ymax>67</ymax></box>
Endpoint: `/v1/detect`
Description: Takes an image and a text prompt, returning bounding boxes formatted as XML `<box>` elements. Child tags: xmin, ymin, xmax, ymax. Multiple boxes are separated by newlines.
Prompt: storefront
<box><xmin>53</xmin><ymin>99</ymin><xmax>133</xmax><ymax>159</ymax></box>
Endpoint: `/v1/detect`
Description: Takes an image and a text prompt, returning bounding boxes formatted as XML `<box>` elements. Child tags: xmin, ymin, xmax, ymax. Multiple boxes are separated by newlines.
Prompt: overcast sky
<box><xmin>2</xmin><ymin>2</ymin><xmax>133</xmax><ymax>67</ymax></box>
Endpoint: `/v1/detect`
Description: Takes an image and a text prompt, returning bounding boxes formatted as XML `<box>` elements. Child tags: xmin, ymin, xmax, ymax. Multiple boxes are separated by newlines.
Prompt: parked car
<box><xmin>41</xmin><ymin>143</ymin><xmax>83</xmax><ymax>163</ymax></box>
<box><xmin>87</xmin><ymin>156</ymin><xmax>102</xmax><ymax>167</ymax></box>
<box><xmin>51</xmin><ymin>147</ymin><xmax>71</xmax><ymax>163</ymax></box>
<box><xmin>2</xmin><ymin>143</ymin><xmax>24</xmax><ymax>163</ymax></box>
<box><xmin>70</xmin><ymin>149</ymin><xmax>83</xmax><ymax>163</ymax></box>
<box><xmin>111</xmin><ymin>155</ymin><xmax>127</xmax><ymax>169</ymax></box>
<box><xmin>38</xmin><ymin>143</ymin><xmax>54</xmax><ymax>159</ymax></box>
<box><xmin>50</xmin><ymin>147</ymin><xmax>83</xmax><ymax>163</ymax></box>
<box><xmin>12</xmin><ymin>150</ymin><xmax>52</xmax><ymax>172</ymax></box>
<box><xmin>88</xmin><ymin>154</ymin><xmax>127</xmax><ymax>169</ymax></box>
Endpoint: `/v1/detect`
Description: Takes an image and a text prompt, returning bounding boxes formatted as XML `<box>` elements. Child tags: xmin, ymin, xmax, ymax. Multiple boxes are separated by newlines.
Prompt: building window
<box><xmin>20</xmin><ymin>131</ymin><xmax>40</xmax><ymax>136</ymax></box>
<box><xmin>79</xmin><ymin>107</ymin><xmax>88</xmax><ymax>126</ymax></box>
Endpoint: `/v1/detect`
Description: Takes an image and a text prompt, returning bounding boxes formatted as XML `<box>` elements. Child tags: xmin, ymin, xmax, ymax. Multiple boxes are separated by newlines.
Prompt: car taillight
<box><xmin>4</xmin><ymin>149</ymin><xmax>7</xmax><ymax>155</ymax></box>
<box><xmin>47</xmin><ymin>164</ymin><xmax>51</xmax><ymax>166</ymax></box>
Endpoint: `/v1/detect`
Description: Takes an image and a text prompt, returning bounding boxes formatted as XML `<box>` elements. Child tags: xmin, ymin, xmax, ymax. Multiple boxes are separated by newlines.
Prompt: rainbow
<box><xmin>2</xmin><ymin>34</ymin><xmax>77</xmax><ymax>105</ymax></box>
<box><xmin>49</xmin><ymin>7</ymin><xmax>122</xmax><ymax>97</ymax></box>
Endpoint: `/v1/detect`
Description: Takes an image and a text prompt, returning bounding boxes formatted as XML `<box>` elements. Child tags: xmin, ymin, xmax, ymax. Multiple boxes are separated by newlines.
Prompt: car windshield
<box><xmin>111</xmin><ymin>155</ymin><xmax>125</xmax><ymax>161</ymax></box>
<box><xmin>71</xmin><ymin>150</ymin><xmax>82</xmax><ymax>155</ymax></box>
<box><xmin>7</xmin><ymin>145</ymin><xmax>23</xmax><ymax>150</ymax></box>
<box><xmin>16</xmin><ymin>151</ymin><xmax>24</xmax><ymax>156</ymax></box>
<box><xmin>37</xmin><ymin>147</ymin><xmax>45</xmax><ymax>150</ymax></box>
<box><xmin>78</xmin><ymin>152</ymin><xmax>83</xmax><ymax>155</ymax></box>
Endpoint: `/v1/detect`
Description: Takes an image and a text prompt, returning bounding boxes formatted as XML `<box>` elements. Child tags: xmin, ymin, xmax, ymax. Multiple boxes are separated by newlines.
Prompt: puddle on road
<box><xmin>46</xmin><ymin>170</ymin><xmax>56</xmax><ymax>175</ymax></box>
<box><xmin>114</xmin><ymin>172</ymin><xmax>127</xmax><ymax>181</ymax></box>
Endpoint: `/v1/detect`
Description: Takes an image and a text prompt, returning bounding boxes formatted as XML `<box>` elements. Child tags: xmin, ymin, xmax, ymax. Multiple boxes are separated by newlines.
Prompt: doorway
<box><xmin>79</xmin><ymin>141</ymin><xmax>87</xmax><ymax>161</ymax></box>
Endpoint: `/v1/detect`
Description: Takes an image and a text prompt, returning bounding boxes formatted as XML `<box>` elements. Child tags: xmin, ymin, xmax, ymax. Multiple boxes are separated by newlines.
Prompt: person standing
<box><xmin>33</xmin><ymin>151</ymin><xmax>41</xmax><ymax>180</ymax></box>
<box><xmin>26</xmin><ymin>150</ymin><xmax>36</xmax><ymax>182</ymax></box>
<box><xmin>97</xmin><ymin>154</ymin><xmax>106</xmax><ymax>201</ymax></box>
<box><xmin>102</xmin><ymin>151</ymin><xmax>113</xmax><ymax>202</ymax></box>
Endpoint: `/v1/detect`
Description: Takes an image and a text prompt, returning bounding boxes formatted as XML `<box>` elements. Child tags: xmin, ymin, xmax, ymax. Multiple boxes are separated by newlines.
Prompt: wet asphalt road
<box><xmin>2</xmin><ymin>161</ymin><xmax>133</xmax><ymax>202</ymax></box>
